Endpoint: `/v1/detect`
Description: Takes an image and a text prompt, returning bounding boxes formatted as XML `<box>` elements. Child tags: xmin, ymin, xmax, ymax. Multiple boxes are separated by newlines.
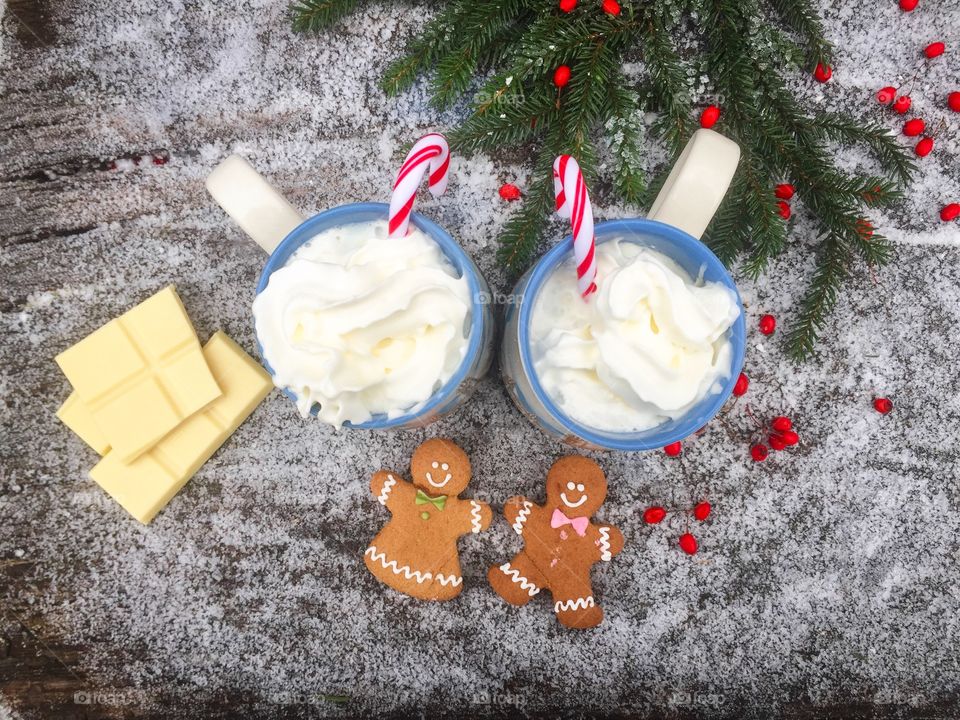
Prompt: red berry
<box><xmin>949</xmin><ymin>92</ymin><xmax>960</xmax><ymax>112</ymax></box>
<box><xmin>873</xmin><ymin>397</ymin><xmax>893</xmax><ymax>414</ymax></box>
<box><xmin>499</xmin><ymin>183</ymin><xmax>522</xmax><ymax>201</ymax></box>
<box><xmin>777</xmin><ymin>201</ymin><xmax>791</xmax><ymax>220</ymax></box>
<box><xmin>559</xmin><ymin>0</ymin><xmax>576</xmax><ymax>11</ymax></box>
<box><xmin>924</xmin><ymin>42</ymin><xmax>945</xmax><ymax>59</ymax></box>
<box><xmin>813</xmin><ymin>63</ymin><xmax>832</xmax><ymax>83</ymax></box>
<box><xmin>877</xmin><ymin>86</ymin><xmax>897</xmax><ymax>105</ymax></box>
<box><xmin>732</xmin><ymin>372</ymin><xmax>749</xmax><ymax>397</ymax></box>
<box><xmin>769</xmin><ymin>434</ymin><xmax>787</xmax><ymax>451</ymax></box>
<box><xmin>941</xmin><ymin>203</ymin><xmax>960</xmax><ymax>222</ymax></box>
<box><xmin>774</xmin><ymin>183</ymin><xmax>795</xmax><ymax>200</ymax></box>
<box><xmin>601</xmin><ymin>0</ymin><xmax>621</xmax><ymax>15</ymax></box>
<box><xmin>915</xmin><ymin>137</ymin><xmax>934</xmax><ymax>157</ymax></box>
<box><xmin>781</xmin><ymin>430</ymin><xmax>800</xmax><ymax>446</ymax></box>
<box><xmin>758</xmin><ymin>314</ymin><xmax>776</xmax><ymax>335</ymax></box>
<box><xmin>699</xmin><ymin>105</ymin><xmax>721</xmax><ymax>129</ymax></box>
<box><xmin>771</xmin><ymin>416</ymin><xmax>792</xmax><ymax>432</ymax></box>
<box><xmin>643</xmin><ymin>506</ymin><xmax>667</xmax><ymax>524</ymax></box>
<box><xmin>751</xmin><ymin>444</ymin><xmax>769</xmax><ymax>462</ymax></box>
<box><xmin>900</xmin><ymin>0</ymin><xmax>918</xmax><ymax>9</ymax></box>
<box><xmin>553</xmin><ymin>65</ymin><xmax>571</xmax><ymax>88</ymax></box>
<box><xmin>663</xmin><ymin>441</ymin><xmax>682</xmax><ymax>457</ymax></box>
<box><xmin>893</xmin><ymin>95</ymin><xmax>911</xmax><ymax>114</ymax></box>
<box><xmin>693</xmin><ymin>502</ymin><xmax>711</xmax><ymax>521</ymax></box>
<box><xmin>902</xmin><ymin>118</ymin><xmax>925</xmax><ymax>137</ymax></box>
<box><xmin>678</xmin><ymin>533</ymin><xmax>698</xmax><ymax>555</ymax></box>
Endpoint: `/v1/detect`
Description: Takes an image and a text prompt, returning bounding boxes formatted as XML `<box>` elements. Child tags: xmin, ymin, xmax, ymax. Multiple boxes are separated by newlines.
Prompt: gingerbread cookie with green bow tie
<box><xmin>488</xmin><ymin>455</ymin><xmax>624</xmax><ymax>628</ymax></box>
<box><xmin>365</xmin><ymin>438</ymin><xmax>493</xmax><ymax>601</ymax></box>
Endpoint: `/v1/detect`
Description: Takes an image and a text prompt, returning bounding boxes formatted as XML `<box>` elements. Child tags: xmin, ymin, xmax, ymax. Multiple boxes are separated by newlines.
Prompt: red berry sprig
<box><xmin>941</xmin><ymin>203</ymin><xmax>960</xmax><ymax>222</ymax></box>
<box><xmin>553</xmin><ymin>65</ymin><xmax>571</xmax><ymax>88</ymax></box>
<box><xmin>902</xmin><ymin>118</ymin><xmax>925</xmax><ymax>136</ymax></box>
<box><xmin>873</xmin><ymin>397</ymin><xmax>894</xmax><ymax>414</ymax></box>
<box><xmin>663</xmin><ymin>441</ymin><xmax>682</xmax><ymax>457</ymax></box>
<box><xmin>693</xmin><ymin>502</ymin><xmax>711</xmax><ymax>521</ymax></box>
<box><xmin>751</xmin><ymin>444</ymin><xmax>769</xmax><ymax>462</ymax></box>
<box><xmin>900</xmin><ymin>0</ymin><xmax>918</xmax><ymax>10</ymax></box>
<box><xmin>559</xmin><ymin>0</ymin><xmax>576</xmax><ymax>11</ymax></box>
<box><xmin>877</xmin><ymin>86</ymin><xmax>897</xmax><ymax>105</ymax></box>
<box><xmin>774</xmin><ymin>183</ymin><xmax>795</xmax><ymax>200</ymax></box>
<box><xmin>893</xmin><ymin>95</ymin><xmax>912</xmax><ymax>114</ymax></box>
<box><xmin>777</xmin><ymin>201</ymin><xmax>791</xmax><ymax>220</ymax></box>
<box><xmin>700</xmin><ymin>105</ymin><xmax>721</xmax><ymax>129</ymax></box>
<box><xmin>813</xmin><ymin>64</ymin><xmax>832</xmax><ymax>83</ymax></box>
<box><xmin>758</xmin><ymin>314</ymin><xmax>776</xmax><ymax>335</ymax></box>
<box><xmin>733</xmin><ymin>372</ymin><xmax>749</xmax><ymax>397</ymax></box>
<box><xmin>678</xmin><ymin>533</ymin><xmax>698</xmax><ymax>555</ymax></box>
<box><xmin>499</xmin><ymin>183</ymin><xmax>522</xmax><ymax>201</ymax></box>
<box><xmin>643</xmin><ymin>506</ymin><xmax>667</xmax><ymax>524</ymax></box>
<box><xmin>915</xmin><ymin>136</ymin><xmax>934</xmax><ymax>157</ymax></box>
<box><xmin>601</xmin><ymin>0</ymin><xmax>621</xmax><ymax>15</ymax></box>
<box><xmin>949</xmin><ymin>92</ymin><xmax>960</xmax><ymax>112</ymax></box>
<box><xmin>924</xmin><ymin>42</ymin><xmax>946</xmax><ymax>59</ymax></box>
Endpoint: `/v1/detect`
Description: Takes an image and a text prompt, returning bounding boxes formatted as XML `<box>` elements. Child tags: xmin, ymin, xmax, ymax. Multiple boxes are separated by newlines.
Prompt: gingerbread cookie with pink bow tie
<box><xmin>366</xmin><ymin>438</ymin><xmax>493</xmax><ymax>601</ymax></box>
<box><xmin>488</xmin><ymin>455</ymin><xmax>624</xmax><ymax>629</ymax></box>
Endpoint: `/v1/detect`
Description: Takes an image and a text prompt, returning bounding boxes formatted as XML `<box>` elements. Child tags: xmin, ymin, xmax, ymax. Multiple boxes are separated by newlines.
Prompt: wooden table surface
<box><xmin>3</xmin><ymin>1</ymin><xmax>960</xmax><ymax>718</ymax></box>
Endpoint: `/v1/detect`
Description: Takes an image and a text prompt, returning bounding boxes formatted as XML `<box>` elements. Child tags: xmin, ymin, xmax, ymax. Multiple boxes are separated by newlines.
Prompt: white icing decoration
<box><xmin>435</xmin><ymin>573</ymin><xmax>463</xmax><ymax>587</ymax></box>
<box><xmin>598</xmin><ymin>527</ymin><xmax>612</xmax><ymax>561</ymax></box>
<box><xmin>377</xmin><ymin>474</ymin><xmax>397</xmax><ymax>505</ymax></box>
<box><xmin>365</xmin><ymin>546</ymin><xmax>432</xmax><ymax>583</ymax></box>
<box><xmin>426</xmin><ymin>470</ymin><xmax>452</xmax><ymax>488</ymax></box>
<box><xmin>499</xmin><ymin>563</ymin><xmax>540</xmax><ymax>596</ymax></box>
<box><xmin>512</xmin><ymin>500</ymin><xmax>533</xmax><ymax>535</ymax></box>
<box><xmin>554</xmin><ymin>596</ymin><xmax>595</xmax><ymax>613</ymax></box>
<box><xmin>560</xmin><ymin>492</ymin><xmax>587</xmax><ymax>509</ymax></box>
<box><xmin>469</xmin><ymin>500</ymin><xmax>483</xmax><ymax>534</ymax></box>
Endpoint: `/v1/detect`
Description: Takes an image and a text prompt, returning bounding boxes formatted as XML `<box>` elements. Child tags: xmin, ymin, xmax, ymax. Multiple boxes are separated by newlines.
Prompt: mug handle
<box><xmin>648</xmin><ymin>129</ymin><xmax>741</xmax><ymax>241</ymax></box>
<box><xmin>205</xmin><ymin>155</ymin><xmax>305</xmax><ymax>254</ymax></box>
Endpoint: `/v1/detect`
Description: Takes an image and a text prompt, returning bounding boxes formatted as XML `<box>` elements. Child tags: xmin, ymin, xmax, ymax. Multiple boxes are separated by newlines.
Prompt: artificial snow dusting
<box><xmin>2</xmin><ymin>0</ymin><xmax>960</xmax><ymax>717</ymax></box>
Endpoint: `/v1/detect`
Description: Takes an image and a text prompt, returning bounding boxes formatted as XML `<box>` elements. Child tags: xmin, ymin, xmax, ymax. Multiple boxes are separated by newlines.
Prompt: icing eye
<box><xmin>577</xmin><ymin>483</ymin><xmax>585</xmax><ymax>492</ymax></box>
<box><xmin>566</xmin><ymin>482</ymin><xmax>575</xmax><ymax>490</ymax></box>
<box><xmin>431</xmin><ymin>461</ymin><xmax>439</xmax><ymax>468</ymax></box>
<box><xmin>441</xmin><ymin>463</ymin><xmax>449</xmax><ymax>471</ymax></box>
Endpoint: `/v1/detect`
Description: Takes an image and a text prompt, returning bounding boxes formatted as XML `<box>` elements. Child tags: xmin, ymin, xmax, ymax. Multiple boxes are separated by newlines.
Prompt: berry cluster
<box><xmin>750</xmin><ymin>414</ymin><xmax>799</xmax><ymax>463</ymax></box>
<box><xmin>874</xmin><ymin>6</ymin><xmax>953</xmax><ymax>159</ymax></box>
<box><xmin>643</xmin><ymin>501</ymin><xmax>711</xmax><ymax>556</ymax></box>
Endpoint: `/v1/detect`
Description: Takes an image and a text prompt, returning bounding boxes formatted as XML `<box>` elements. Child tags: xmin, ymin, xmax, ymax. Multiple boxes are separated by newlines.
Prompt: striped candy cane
<box><xmin>388</xmin><ymin>133</ymin><xmax>450</xmax><ymax>238</ymax></box>
<box><xmin>553</xmin><ymin>155</ymin><xmax>597</xmax><ymax>298</ymax></box>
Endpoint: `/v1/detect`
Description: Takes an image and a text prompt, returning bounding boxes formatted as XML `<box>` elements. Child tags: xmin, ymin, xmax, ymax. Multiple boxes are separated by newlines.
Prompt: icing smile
<box><xmin>426</xmin><ymin>460</ymin><xmax>452</xmax><ymax>488</ymax></box>
<box><xmin>560</xmin><ymin>481</ymin><xmax>588</xmax><ymax>508</ymax></box>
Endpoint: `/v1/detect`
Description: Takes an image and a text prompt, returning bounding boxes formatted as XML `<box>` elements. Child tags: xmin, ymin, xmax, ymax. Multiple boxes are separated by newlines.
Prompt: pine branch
<box><xmin>809</xmin><ymin>113</ymin><xmax>917</xmax><ymax>186</ymax></box>
<box><xmin>296</xmin><ymin>0</ymin><xmax>916</xmax><ymax>360</ymax></box>
<box><xmin>767</xmin><ymin>0</ymin><xmax>832</xmax><ymax>67</ymax></box>
<box><xmin>786</xmin><ymin>233</ymin><xmax>850</xmax><ymax>360</ymax></box>
<box><xmin>496</xmin><ymin>138</ymin><xmax>563</xmax><ymax>272</ymax></box>
<box><xmin>290</xmin><ymin>0</ymin><xmax>362</xmax><ymax>32</ymax></box>
<box><xmin>604</xmin><ymin>83</ymin><xmax>647</xmax><ymax>205</ymax></box>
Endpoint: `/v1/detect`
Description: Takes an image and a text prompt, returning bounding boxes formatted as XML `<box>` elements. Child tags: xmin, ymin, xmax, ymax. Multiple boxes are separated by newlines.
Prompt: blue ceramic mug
<box><xmin>206</xmin><ymin>157</ymin><xmax>493</xmax><ymax>429</ymax></box>
<box><xmin>501</xmin><ymin>130</ymin><xmax>745</xmax><ymax>451</ymax></box>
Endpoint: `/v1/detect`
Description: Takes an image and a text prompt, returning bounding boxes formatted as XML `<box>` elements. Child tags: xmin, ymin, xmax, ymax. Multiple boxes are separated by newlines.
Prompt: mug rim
<box><xmin>517</xmin><ymin>217</ymin><xmax>747</xmax><ymax>451</ymax></box>
<box><xmin>255</xmin><ymin>201</ymin><xmax>486</xmax><ymax>429</ymax></box>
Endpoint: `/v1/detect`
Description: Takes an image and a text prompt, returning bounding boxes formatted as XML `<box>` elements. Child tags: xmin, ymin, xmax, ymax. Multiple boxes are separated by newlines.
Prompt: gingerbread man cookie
<box><xmin>488</xmin><ymin>455</ymin><xmax>624</xmax><ymax>628</ymax></box>
<box><xmin>365</xmin><ymin>439</ymin><xmax>493</xmax><ymax>601</ymax></box>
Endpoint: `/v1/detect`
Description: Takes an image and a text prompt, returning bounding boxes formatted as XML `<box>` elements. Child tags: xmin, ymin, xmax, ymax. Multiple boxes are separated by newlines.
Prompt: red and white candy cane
<box><xmin>388</xmin><ymin>133</ymin><xmax>450</xmax><ymax>238</ymax></box>
<box><xmin>553</xmin><ymin>155</ymin><xmax>597</xmax><ymax>298</ymax></box>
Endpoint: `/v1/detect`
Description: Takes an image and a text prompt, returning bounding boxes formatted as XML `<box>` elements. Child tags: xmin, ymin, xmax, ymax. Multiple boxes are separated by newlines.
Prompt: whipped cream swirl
<box><xmin>253</xmin><ymin>220</ymin><xmax>471</xmax><ymax>426</ymax></box>
<box><xmin>530</xmin><ymin>241</ymin><xmax>739</xmax><ymax>432</ymax></box>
